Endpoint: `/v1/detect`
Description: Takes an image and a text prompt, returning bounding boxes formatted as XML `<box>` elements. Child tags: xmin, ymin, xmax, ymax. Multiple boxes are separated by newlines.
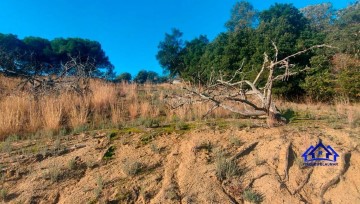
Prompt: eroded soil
<box><xmin>1</xmin><ymin>120</ymin><xmax>359</xmax><ymax>204</ymax></box>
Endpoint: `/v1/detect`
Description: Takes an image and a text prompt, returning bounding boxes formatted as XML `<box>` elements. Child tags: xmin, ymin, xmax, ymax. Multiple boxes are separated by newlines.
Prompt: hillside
<box><xmin>1</xmin><ymin>118</ymin><xmax>359</xmax><ymax>203</ymax></box>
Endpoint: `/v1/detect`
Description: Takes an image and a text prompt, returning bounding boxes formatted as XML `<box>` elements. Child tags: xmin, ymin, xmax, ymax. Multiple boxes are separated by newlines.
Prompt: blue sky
<box><xmin>0</xmin><ymin>0</ymin><xmax>353</xmax><ymax>76</ymax></box>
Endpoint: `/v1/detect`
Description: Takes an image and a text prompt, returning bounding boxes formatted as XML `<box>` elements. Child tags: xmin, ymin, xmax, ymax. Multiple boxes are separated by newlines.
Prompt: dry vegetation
<box><xmin>0</xmin><ymin>74</ymin><xmax>360</xmax><ymax>203</ymax></box>
<box><xmin>0</xmin><ymin>75</ymin><xmax>234</xmax><ymax>140</ymax></box>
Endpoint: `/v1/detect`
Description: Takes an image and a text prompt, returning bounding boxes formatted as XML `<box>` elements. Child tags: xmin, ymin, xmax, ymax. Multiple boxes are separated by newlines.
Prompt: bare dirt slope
<box><xmin>1</xmin><ymin>120</ymin><xmax>359</xmax><ymax>204</ymax></box>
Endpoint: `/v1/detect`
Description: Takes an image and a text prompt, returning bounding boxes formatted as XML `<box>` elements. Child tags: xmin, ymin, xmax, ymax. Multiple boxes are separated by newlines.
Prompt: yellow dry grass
<box><xmin>0</xmin><ymin>74</ymin><xmax>359</xmax><ymax>140</ymax></box>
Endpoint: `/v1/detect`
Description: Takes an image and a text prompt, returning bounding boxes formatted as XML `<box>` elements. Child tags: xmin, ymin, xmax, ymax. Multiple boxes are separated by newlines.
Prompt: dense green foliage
<box><xmin>133</xmin><ymin>70</ymin><xmax>168</xmax><ymax>84</ymax></box>
<box><xmin>157</xmin><ymin>1</ymin><xmax>360</xmax><ymax>102</ymax></box>
<box><xmin>0</xmin><ymin>35</ymin><xmax>114</xmax><ymax>79</ymax></box>
<box><xmin>115</xmin><ymin>72</ymin><xmax>132</xmax><ymax>83</ymax></box>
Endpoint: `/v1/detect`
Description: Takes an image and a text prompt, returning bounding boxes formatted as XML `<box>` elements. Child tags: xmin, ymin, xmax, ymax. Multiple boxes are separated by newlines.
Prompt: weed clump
<box><xmin>175</xmin><ymin>121</ymin><xmax>189</xmax><ymax>130</ymax></box>
<box><xmin>150</xmin><ymin>143</ymin><xmax>162</xmax><ymax>154</ymax></box>
<box><xmin>229</xmin><ymin>136</ymin><xmax>243</xmax><ymax>147</ymax></box>
<box><xmin>103</xmin><ymin>146</ymin><xmax>116</xmax><ymax>160</ymax></box>
<box><xmin>68</xmin><ymin>158</ymin><xmax>77</xmax><ymax>170</ymax></box>
<box><xmin>43</xmin><ymin>165</ymin><xmax>61</xmax><ymax>183</ymax></box>
<box><xmin>243</xmin><ymin>188</ymin><xmax>263</xmax><ymax>203</ymax></box>
<box><xmin>215</xmin><ymin>152</ymin><xmax>241</xmax><ymax>181</ymax></box>
<box><xmin>122</xmin><ymin>160</ymin><xmax>145</xmax><ymax>176</ymax></box>
<box><xmin>142</xmin><ymin>118</ymin><xmax>161</xmax><ymax>128</ymax></box>
<box><xmin>0</xmin><ymin>188</ymin><xmax>7</xmax><ymax>201</ymax></box>
<box><xmin>94</xmin><ymin>175</ymin><xmax>103</xmax><ymax>198</ymax></box>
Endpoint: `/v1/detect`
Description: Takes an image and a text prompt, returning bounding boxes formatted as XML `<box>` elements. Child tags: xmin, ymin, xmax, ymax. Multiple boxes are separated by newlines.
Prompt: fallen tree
<box><xmin>165</xmin><ymin>43</ymin><xmax>335</xmax><ymax>127</ymax></box>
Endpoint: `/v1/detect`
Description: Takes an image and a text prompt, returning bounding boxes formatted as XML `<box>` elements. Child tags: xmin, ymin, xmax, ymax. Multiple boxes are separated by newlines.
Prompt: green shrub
<box><xmin>0</xmin><ymin>188</ymin><xmax>7</xmax><ymax>201</ymax></box>
<box><xmin>301</xmin><ymin>71</ymin><xmax>335</xmax><ymax>102</ymax></box>
<box><xmin>68</xmin><ymin>158</ymin><xmax>77</xmax><ymax>170</ymax></box>
<box><xmin>243</xmin><ymin>188</ymin><xmax>263</xmax><ymax>203</ymax></box>
<box><xmin>175</xmin><ymin>121</ymin><xmax>189</xmax><ymax>130</ymax></box>
<box><xmin>103</xmin><ymin>146</ymin><xmax>116</xmax><ymax>160</ymax></box>
<box><xmin>94</xmin><ymin>175</ymin><xmax>103</xmax><ymax>198</ymax></box>
<box><xmin>142</xmin><ymin>118</ymin><xmax>161</xmax><ymax>128</ymax></box>
<box><xmin>215</xmin><ymin>157</ymin><xmax>240</xmax><ymax>181</ymax></box>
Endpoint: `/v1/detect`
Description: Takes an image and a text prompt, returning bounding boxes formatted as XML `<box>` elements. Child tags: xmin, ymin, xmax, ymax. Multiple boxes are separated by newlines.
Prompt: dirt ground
<box><xmin>0</xmin><ymin>119</ymin><xmax>359</xmax><ymax>204</ymax></box>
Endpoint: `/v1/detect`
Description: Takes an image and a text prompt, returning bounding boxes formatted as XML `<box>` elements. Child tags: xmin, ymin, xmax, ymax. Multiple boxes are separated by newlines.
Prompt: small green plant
<box><xmin>58</xmin><ymin>128</ymin><xmax>69</xmax><ymax>137</ymax></box>
<box><xmin>243</xmin><ymin>188</ymin><xmax>263</xmax><ymax>203</ymax></box>
<box><xmin>194</xmin><ymin>141</ymin><xmax>212</xmax><ymax>153</ymax></box>
<box><xmin>116</xmin><ymin>188</ymin><xmax>134</xmax><ymax>203</ymax></box>
<box><xmin>103</xmin><ymin>146</ymin><xmax>116</xmax><ymax>160</ymax></box>
<box><xmin>0</xmin><ymin>164</ymin><xmax>4</xmax><ymax>181</ymax></box>
<box><xmin>0</xmin><ymin>188</ymin><xmax>7</xmax><ymax>201</ymax></box>
<box><xmin>142</xmin><ymin>118</ymin><xmax>161</xmax><ymax>128</ymax></box>
<box><xmin>237</xmin><ymin>120</ymin><xmax>252</xmax><ymax>129</ymax></box>
<box><xmin>229</xmin><ymin>136</ymin><xmax>243</xmax><ymax>147</ymax></box>
<box><xmin>150</xmin><ymin>143</ymin><xmax>161</xmax><ymax>154</ymax></box>
<box><xmin>107</xmin><ymin>131</ymin><xmax>118</xmax><ymax>141</ymax></box>
<box><xmin>330</xmin><ymin>122</ymin><xmax>343</xmax><ymax>129</ymax></box>
<box><xmin>7</xmin><ymin>134</ymin><xmax>20</xmax><ymax>142</ymax></box>
<box><xmin>94</xmin><ymin>175</ymin><xmax>103</xmax><ymax>198</ymax></box>
<box><xmin>1</xmin><ymin>137</ymin><xmax>12</xmax><ymax>154</ymax></box>
<box><xmin>304</xmin><ymin>111</ymin><xmax>316</xmax><ymax>120</ymax></box>
<box><xmin>72</xmin><ymin>125</ymin><xmax>90</xmax><ymax>135</ymax></box>
<box><xmin>140</xmin><ymin>132</ymin><xmax>158</xmax><ymax>145</ymax></box>
<box><xmin>119</xmin><ymin>127</ymin><xmax>144</xmax><ymax>134</ymax></box>
<box><xmin>44</xmin><ymin>165</ymin><xmax>61</xmax><ymax>183</ymax></box>
<box><xmin>175</xmin><ymin>121</ymin><xmax>189</xmax><ymax>130</ymax></box>
<box><xmin>53</xmin><ymin>137</ymin><xmax>61</xmax><ymax>154</ymax></box>
<box><xmin>165</xmin><ymin>184</ymin><xmax>180</xmax><ymax>201</ymax></box>
<box><xmin>171</xmin><ymin>115</ymin><xmax>181</xmax><ymax>123</ymax></box>
<box><xmin>122</xmin><ymin>160</ymin><xmax>144</xmax><ymax>176</ymax></box>
<box><xmin>41</xmin><ymin>146</ymin><xmax>48</xmax><ymax>157</ymax></box>
<box><xmin>215</xmin><ymin>156</ymin><xmax>240</xmax><ymax>181</ymax></box>
<box><xmin>281</xmin><ymin>108</ymin><xmax>296</xmax><ymax>123</ymax></box>
<box><xmin>68</xmin><ymin>158</ymin><xmax>77</xmax><ymax>170</ymax></box>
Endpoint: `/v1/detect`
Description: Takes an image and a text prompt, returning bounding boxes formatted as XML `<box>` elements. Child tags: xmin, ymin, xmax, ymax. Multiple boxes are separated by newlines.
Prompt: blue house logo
<box><xmin>302</xmin><ymin>140</ymin><xmax>339</xmax><ymax>163</ymax></box>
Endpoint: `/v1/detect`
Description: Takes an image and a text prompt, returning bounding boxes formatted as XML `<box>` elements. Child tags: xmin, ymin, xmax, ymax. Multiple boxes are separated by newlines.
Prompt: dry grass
<box><xmin>140</xmin><ymin>101</ymin><xmax>151</xmax><ymax>118</ymax></box>
<box><xmin>41</xmin><ymin>96</ymin><xmax>63</xmax><ymax>131</ymax></box>
<box><xmin>129</xmin><ymin>102</ymin><xmax>139</xmax><ymax>120</ymax></box>
<box><xmin>69</xmin><ymin>96</ymin><xmax>91</xmax><ymax>129</ymax></box>
<box><xmin>0</xmin><ymin>74</ymin><xmax>359</xmax><ymax>140</ymax></box>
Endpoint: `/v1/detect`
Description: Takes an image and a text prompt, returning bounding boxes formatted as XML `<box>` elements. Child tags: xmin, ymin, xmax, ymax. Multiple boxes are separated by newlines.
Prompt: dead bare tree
<box><xmin>0</xmin><ymin>46</ymin><xmax>98</xmax><ymax>95</ymax></box>
<box><xmin>165</xmin><ymin>43</ymin><xmax>335</xmax><ymax>126</ymax></box>
<box><xmin>14</xmin><ymin>55</ymin><xmax>96</xmax><ymax>95</ymax></box>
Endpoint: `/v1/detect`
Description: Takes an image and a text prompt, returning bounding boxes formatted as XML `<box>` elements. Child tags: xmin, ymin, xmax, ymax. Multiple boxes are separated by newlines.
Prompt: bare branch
<box><xmin>253</xmin><ymin>52</ymin><xmax>269</xmax><ymax>85</ymax></box>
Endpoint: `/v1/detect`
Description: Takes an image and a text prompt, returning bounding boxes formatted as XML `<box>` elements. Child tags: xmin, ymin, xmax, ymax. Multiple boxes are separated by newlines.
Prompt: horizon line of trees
<box><xmin>0</xmin><ymin>34</ymin><xmax>116</xmax><ymax>79</ymax></box>
<box><xmin>0</xmin><ymin>33</ymin><xmax>169</xmax><ymax>84</ymax></box>
<box><xmin>156</xmin><ymin>1</ymin><xmax>360</xmax><ymax>102</ymax></box>
<box><xmin>115</xmin><ymin>70</ymin><xmax>169</xmax><ymax>84</ymax></box>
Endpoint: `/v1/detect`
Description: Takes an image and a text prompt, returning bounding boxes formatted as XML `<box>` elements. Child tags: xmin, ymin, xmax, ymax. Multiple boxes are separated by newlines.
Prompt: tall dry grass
<box><xmin>2</xmin><ymin>74</ymin><xmax>357</xmax><ymax>140</ymax></box>
<box><xmin>41</xmin><ymin>96</ymin><xmax>63</xmax><ymax>131</ymax></box>
<box><xmin>0</xmin><ymin>94</ymin><xmax>30</xmax><ymax>137</ymax></box>
<box><xmin>0</xmin><ymin>78</ymin><xmax>135</xmax><ymax>139</ymax></box>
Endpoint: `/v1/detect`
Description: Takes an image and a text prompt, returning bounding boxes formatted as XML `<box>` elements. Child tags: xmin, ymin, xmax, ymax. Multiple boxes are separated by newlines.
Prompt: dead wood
<box><xmin>164</xmin><ymin>44</ymin><xmax>334</xmax><ymax>126</ymax></box>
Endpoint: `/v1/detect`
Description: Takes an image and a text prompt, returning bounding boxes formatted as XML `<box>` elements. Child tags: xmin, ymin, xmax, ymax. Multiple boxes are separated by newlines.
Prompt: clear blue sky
<box><xmin>0</xmin><ymin>0</ymin><xmax>353</xmax><ymax>76</ymax></box>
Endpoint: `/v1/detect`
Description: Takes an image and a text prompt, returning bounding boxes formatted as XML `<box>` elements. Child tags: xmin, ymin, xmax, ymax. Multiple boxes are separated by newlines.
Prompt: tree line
<box><xmin>0</xmin><ymin>34</ymin><xmax>168</xmax><ymax>84</ymax></box>
<box><xmin>156</xmin><ymin>1</ymin><xmax>360</xmax><ymax>102</ymax></box>
<box><xmin>0</xmin><ymin>34</ymin><xmax>115</xmax><ymax>79</ymax></box>
<box><xmin>115</xmin><ymin>70</ymin><xmax>168</xmax><ymax>84</ymax></box>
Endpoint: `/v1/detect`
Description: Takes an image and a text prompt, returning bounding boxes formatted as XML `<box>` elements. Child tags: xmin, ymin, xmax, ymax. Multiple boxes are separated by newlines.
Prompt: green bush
<box><xmin>243</xmin><ymin>188</ymin><xmax>263</xmax><ymax>203</ymax></box>
<box><xmin>215</xmin><ymin>157</ymin><xmax>240</xmax><ymax>181</ymax></box>
<box><xmin>301</xmin><ymin>71</ymin><xmax>335</xmax><ymax>102</ymax></box>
